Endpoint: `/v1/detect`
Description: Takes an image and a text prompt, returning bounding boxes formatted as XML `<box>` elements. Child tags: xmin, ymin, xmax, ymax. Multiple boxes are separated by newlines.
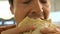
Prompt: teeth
<box><xmin>40</xmin><ymin>16</ymin><xmax>44</xmax><ymax>20</ymax></box>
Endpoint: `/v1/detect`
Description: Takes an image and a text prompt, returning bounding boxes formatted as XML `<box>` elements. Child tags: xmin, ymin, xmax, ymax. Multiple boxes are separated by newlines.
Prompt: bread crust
<box><xmin>18</xmin><ymin>17</ymin><xmax>56</xmax><ymax>34</ymax></box>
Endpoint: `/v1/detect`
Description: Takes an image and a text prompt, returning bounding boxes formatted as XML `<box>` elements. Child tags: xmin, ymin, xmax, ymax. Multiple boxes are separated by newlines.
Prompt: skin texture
<box><xmin>40</xmin><ymin>27</ymin><xmax>60</xmax><ymax>34</ymax></box>
<box><xmin>13</xmin><ymin>0</ymin><xmax>50</xmax><ymax>25</ymax></box>
<box><xmin>1</xmin><ymin>0</ymin><xmax>60</xmax><ymax>34</ymax></box>
<box><xmin>0</xmin><ymin>25</ymin><xmax>16</xmax><ymax>33</ymax></box>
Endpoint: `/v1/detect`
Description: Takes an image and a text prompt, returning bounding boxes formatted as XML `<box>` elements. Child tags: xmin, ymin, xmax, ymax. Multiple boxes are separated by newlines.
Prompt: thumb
<box><xmin>40</xmin><ymin>27</ymin><xmax>57</xmax><ymax>34</ymax></box>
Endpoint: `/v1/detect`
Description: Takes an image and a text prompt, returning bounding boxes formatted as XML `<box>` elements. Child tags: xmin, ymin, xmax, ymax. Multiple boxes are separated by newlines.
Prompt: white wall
<box><xmin>51</xmin><ymin>0</ymin><xmax>60</xmax><ymax>11</ymax></box>
<box><xmin>0</xmin><ymin>1</ymin><xmax>14</xmax><ymax>19</ymax></box>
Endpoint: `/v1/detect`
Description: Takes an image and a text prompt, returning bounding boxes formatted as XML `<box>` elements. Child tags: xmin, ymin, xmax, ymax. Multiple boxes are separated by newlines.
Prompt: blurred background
<box><xmin>0</xmin><ymin>0</ymin><xmax>60</xmax><ymax>27</ymax></box>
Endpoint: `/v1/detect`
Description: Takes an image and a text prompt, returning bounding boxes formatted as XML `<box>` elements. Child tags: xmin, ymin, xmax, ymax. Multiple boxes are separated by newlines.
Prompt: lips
<box><xmin>27</xmin><ymin>12</ymin><xmax>44</xmax><ymax>20</ymax></box>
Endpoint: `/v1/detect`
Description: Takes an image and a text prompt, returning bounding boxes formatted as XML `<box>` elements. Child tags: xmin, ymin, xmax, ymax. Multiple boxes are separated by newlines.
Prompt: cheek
<box><xmin>14</xmin><ymin>6</ymin><xmax>30</xmax><ymax>24</ymax></box>
<box><xmin>43</xmin><ymin>7</ymin><xmax>50</xmax><ymax>19</ymax></box>
<box><xmin>15</xmin><ymin>7</ymin><xmax>29</xmax><ymax>17</ymax></box>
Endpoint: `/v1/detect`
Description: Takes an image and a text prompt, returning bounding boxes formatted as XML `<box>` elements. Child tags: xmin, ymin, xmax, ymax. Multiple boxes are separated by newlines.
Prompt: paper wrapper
<box><xmin>18</xmin><ymin>17</ymin><xmax>56</xmax><ymax>34</ymax></box>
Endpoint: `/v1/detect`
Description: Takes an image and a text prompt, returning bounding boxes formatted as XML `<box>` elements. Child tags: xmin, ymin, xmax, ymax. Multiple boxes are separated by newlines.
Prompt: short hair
<box><xmin>8</xmin><ymin>0</ymin><xmax>13</xmax><ymax>6</ymax></box>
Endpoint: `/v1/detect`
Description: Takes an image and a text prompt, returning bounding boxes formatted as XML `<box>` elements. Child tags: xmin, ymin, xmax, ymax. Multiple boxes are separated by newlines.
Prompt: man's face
<box><xmin>11</xmin><ymin>0</ymin><xmax>50</xmax><ymax>24</ymax></box>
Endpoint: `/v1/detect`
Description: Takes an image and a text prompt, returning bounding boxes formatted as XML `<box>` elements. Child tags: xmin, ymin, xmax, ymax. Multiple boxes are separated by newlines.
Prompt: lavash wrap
<box><xmin>18</xmin><ymin>16</ymin><xmax>56</xmax><ymax>34</ymax></box>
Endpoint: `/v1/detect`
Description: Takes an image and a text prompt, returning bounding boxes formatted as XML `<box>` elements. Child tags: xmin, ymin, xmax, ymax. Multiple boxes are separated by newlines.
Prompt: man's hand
<box><xmin>1</xmin><ymin>24</ymin><xmax>36</xmax><ymax>34</ymax></box>
<box><xmin>40</xmin><ymin>27</ymin><xmax>60</xmax><ymax>34</ymax></box>
<box><xmin>0</xmin><ymin>25</ymin><xmax>16</xmax><ymax>33</ymax></box>
<box><xmin>18</xmin><ymin>24</ymin><xmax>36</xmax><ymax>32</ymax></box>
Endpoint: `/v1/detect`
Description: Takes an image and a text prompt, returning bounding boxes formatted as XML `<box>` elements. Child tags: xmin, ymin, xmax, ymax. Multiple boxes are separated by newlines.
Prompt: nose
<box><xmin>28</xmin><ymin>1</ymin><xmax>44</xmax><ymax>19</ymax></box>
<box><xmin>32</xmin><ymin>0</ymin><xmax>43</xmax><ymax>14</ymax></box>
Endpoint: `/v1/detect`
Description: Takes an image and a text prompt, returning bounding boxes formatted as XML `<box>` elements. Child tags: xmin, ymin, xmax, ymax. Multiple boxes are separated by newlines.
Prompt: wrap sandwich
<box><xmin>18</xmin><ymin>16</ymin><xmax>56</xmax><ymax>34</ymax></box>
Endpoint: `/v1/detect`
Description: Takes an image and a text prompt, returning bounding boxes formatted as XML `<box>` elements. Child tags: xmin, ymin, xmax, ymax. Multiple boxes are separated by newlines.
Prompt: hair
<box><xmin>8</xmin><ymin>0</ymin><xmax>13</xmax><ymax>6</ymax></box>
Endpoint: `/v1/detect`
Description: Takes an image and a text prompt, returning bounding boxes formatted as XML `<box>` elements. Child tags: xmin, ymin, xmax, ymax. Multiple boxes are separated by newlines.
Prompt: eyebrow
<box><xmin>17</xmin><ymin>0</ymin><xmax>31</xmax><ymax>2</ymax></box>
<box><xmin>23</xmin><ymin>0</ymin><xmax>32</xmax><ymax>3</ymax></box>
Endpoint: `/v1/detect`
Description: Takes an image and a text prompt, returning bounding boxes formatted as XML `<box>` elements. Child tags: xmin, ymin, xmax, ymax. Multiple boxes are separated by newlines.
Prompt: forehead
<box><xmin>14</xmin><ymin>0</ymin><xmax>30</xmax><ymax>1</ymax></box>
<box><xmin>14</xmin><ymin>0</ymin><xmax>32</xmax><ymax>1</ymax></box>
<box><xmin>14</xmin><ymin>0</ymin><xmax>50</xmax><ymax>3</ymax></box>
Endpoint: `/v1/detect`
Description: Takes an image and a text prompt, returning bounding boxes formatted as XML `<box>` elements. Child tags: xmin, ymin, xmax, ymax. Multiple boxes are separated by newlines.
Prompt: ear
<box><xmin>10</xmin><ymin>5</ymin><xmax>14</xmax><ymax>14</ymax></box>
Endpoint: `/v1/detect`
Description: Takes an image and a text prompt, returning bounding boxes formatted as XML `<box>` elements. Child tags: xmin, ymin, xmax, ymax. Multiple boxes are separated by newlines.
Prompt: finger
<box><xmin>40</xmin><ymin>27</ymin><xmax>57</xmax><ymax>34</ymax></box>
<box><xmin>55</xmin><ymin>32</ymin><xmax>60</xmax><ymax>34</ymax></box>
<box><xmin>28</xmin><ymin>24</ymin><xmax>36</xmax><ymax>31</ymax></box>
<box><xmin>23</xmin><ymin>24</ymin><xmax>36</xmax><ymax>32</ymax></box>
<box><xmin>55</xmin><ymin>28</ymin><xmax>60</xmax><ymax>32</ymax></box>
<box><xmin>47</xmin><ymin>33</ymin><xmax>54</xmax><ymax>34</ymax></box>
<box><xmin>44</xmin><ymin>28</ymin><xmax>60</xmax><ymax>34</ymax></box>
<box><xmin>47</xmin><ymin>32</ymin><xmax>60</xmax><ymax>34</ymax></box>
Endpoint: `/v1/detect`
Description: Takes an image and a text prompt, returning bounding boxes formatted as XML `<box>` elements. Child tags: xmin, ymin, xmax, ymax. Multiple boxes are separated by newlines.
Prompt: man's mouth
<box><xmin>27</xmin><ymin>12</ymin><xmax>45</xmax><ymax>20</ymax></box>
<box><xmin>24</xmin><ymin>10</ymin><xmax>45</xmax><ymax>20</ymax></box>
<box><xmin>39</xmin><ymin>16</ymin><xmax>44</xmax><ymax>20</ymax></box>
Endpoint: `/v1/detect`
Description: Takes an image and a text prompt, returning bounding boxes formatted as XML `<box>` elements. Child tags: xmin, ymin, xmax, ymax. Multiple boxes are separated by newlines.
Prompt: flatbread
<box><xmin>18</xmin><ymin>16</ymin><xmax>56</xmax><ymax>34</ymax></box>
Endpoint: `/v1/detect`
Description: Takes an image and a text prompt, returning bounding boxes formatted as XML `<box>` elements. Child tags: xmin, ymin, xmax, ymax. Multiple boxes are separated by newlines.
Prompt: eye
<box><xmin>40</xmin><ymin>0</ymin><xmax>47</xmax><ymax>3</ymax></box>
<box><xmin>23</xmin><ymin>0</ymin><xmax>32</xmax><ymax>4</ymax></box>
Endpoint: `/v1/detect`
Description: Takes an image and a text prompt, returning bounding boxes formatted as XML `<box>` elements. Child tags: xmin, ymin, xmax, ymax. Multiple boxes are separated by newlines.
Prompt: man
<box><xmin>1</xmin><ymin>0</ymin><xmax>60</xmax><ymax>34</ymax></box>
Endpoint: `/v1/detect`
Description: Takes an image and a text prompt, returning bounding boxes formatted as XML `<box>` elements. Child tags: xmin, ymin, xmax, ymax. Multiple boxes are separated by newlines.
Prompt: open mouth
<box><xmin>24</xmin><ymin>15</ymin><xmax>44</xmax><ymax>20</ymax></box>
<box><xmin>25</xmin><ymin>11</ymin><xmax>45</xmax><ymax>20</ymax></box>
<box><xmin>27</xmin><ymin>12</ymin><xmax>45</xmax><ymax>20</ymax></box>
